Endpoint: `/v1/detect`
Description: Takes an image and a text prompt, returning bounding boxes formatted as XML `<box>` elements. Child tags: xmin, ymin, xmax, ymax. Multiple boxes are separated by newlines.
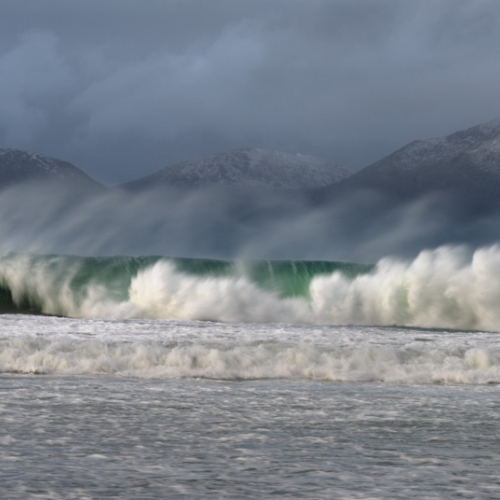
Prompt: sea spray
<box><xmin>310</xmin><ymin>245</ymin><xmax>500</xmax><ymax>331</ymax></box>
<box><xmin>128</xmin><ymin>260</ymin><xmax>312</xmax><ymax>323</ymax></box>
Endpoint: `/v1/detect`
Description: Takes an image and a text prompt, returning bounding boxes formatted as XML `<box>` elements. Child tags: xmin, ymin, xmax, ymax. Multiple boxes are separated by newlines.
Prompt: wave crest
<box><xmin>1</xmin><ymin>246</ymin><xmax>500</xmax><ymax>330</ymax></box>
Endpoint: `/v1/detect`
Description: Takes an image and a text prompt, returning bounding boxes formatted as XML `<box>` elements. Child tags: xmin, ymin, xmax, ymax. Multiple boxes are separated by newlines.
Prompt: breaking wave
<box><xmin>1</xmin><ymin>245</ymin><xmax>500</xmax><ymax>330</ymax></box>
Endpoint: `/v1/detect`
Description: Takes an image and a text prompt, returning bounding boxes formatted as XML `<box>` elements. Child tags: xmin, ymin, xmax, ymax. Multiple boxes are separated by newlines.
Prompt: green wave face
<box><xmin>173</xmin><ymin>257</ymin><xmax>372</xmax><ymax>298</ymax></box>
<box><xmin>0</xmin><ymin>254</ymin><xmax>158</xmax><ymax>315</ymax></box>
<box><xmin>236</xmin><ymin>260</ymin><xmax>372</xmax><ymax>298</ymax></box>
<box><xmin>0</xmin><ymin>253</ymin><xmax>371</xmax><ymax>317</ymax></box>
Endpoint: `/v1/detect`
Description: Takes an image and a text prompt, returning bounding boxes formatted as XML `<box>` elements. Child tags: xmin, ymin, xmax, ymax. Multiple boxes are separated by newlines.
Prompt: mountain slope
<box><xmin>317</xmin><ymin>120</ymin><xmax>500</xmax><ymax>213</ymax></box>
<box><xmin>0</xmin><ymin>149</ymin><xmax>104</xmax><ymax>192</ymax></box>
<box><xmin>122</xmin><ymin>148</ymin><xmax>353</xmax><ymax>191</ymax></box>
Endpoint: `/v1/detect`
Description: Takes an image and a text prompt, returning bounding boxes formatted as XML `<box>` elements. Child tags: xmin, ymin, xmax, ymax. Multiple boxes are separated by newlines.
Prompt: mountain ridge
<box><xmin>0</xmin><ymin>148</ymin><xmax>104</xmax><ymax>193</ymax></box>
<box><xmin>2</xmin><ymin>119</ymin><xmax>500</xmax><ymax>215</ymax></box>
<box><xmin>121</xmin><ymin>148</ymin><xmax>353</xmax><ymax>191</ymax></box>
<box><xmin>313</xmin><ymin>120</ymin><xmax>500</xmax><ymax>214</ymax></box>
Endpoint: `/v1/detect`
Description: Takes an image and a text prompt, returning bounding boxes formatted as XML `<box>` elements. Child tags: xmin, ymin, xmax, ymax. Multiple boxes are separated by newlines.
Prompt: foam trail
<box><xmin>2</xmin><ymin>336</ymin><xmax>500</xmax><ymax>384</ymax></box>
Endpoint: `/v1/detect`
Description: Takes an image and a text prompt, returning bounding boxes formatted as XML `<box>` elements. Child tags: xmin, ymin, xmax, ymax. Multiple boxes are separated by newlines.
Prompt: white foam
<box><xmin>311</xmin><ymin>245</ymin><xmax>500</xmax><ymax>331</ymax></box>
<box><xmin>2</xmin><ymin>334</ymin><xmax>500</xmax><ymax>384</ymax></box>
<box><xmin>128</xmin><ymin>260</ymin><xmax>311</xmax><ymax>323</ymax></box>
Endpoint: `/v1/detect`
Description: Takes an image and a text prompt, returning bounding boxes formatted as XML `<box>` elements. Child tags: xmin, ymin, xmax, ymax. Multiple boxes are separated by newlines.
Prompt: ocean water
<box><xmin>2</xmin><ymin>249</ymin><xmax>500</xmax><ymax>498</ymax></box>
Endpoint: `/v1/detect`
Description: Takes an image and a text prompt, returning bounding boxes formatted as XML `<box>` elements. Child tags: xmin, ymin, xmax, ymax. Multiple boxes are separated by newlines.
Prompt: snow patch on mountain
<box><xmin>0</xmin><ymin>148</ymin><xmax>104</xmax><ymax>190</ymax></box>
<box><xmin>124</xmin><ymin>148</ymin><xmax>353</xmax><ymax>190</ymax></box>
<box><xmin>382</xmin><ymin>120</ymin><xmax>500</xmax><ymax>175</ymax></box>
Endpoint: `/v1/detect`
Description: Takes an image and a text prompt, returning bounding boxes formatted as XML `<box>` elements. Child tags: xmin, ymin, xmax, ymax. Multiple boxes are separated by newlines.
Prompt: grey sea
<box><xmin>1</xmin><ymin>314</ymin><xmax>500</xmax><ymax>499</ymax></box>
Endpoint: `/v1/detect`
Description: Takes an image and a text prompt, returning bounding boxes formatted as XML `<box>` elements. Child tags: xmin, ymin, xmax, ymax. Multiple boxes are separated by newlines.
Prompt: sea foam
<box><xmin>2</xmin><ymin>333</ymin><xmax>500</xmax><ymax>384</ymax></box>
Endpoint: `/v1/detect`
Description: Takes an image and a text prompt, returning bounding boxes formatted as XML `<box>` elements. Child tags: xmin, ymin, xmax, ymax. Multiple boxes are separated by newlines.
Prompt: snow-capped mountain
<box><xmin>360</xmin><ymin>120</ymin><xmax>500</xmax><ymax>176</ymax></box>
<box><xmin>122</xmin><ymin>148</ymin><xmax>353</xmax><ymax>191</ymax></box>
<box><xmin>0</xmin><ymin>149</ymin><xmax>104</xmax><ymax>192</ymax></box>
<box><xmin>319</xmin><ymin>120</ymin><xmax>500</xmax><ymax>213</ymax></box>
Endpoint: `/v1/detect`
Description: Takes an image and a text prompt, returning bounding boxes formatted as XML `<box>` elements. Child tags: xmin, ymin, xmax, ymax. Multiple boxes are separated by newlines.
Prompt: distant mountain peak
<box><xmin>316</xmin><ymin>119</ymin><xmax>500</xmax><ymax>215</ymax></box>
<box><xmin>0</xmin><ymin>148</ymin><xmax>104</xmax><ymax>192</ymax></box>
<box><xmin>461</xmin><ymin>119</ymin><xmax>500</xmax><ymax>137</ymax></box>
<box><xmin>123</xmin><ymin>148</ymin><xmax>353</xmax><ymax>191</ymax></box>
<box><xmin>360</xmin><ymin>119</ymin><xmax>500</xmax><ymax>177</ymax></box>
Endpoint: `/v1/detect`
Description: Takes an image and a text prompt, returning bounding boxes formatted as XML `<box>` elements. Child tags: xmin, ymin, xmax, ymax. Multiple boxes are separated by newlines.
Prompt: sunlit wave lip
<box><xmin>1</xmin><ymin>246</ymin><xmax>500</xmax><ymax>331</ymax></box>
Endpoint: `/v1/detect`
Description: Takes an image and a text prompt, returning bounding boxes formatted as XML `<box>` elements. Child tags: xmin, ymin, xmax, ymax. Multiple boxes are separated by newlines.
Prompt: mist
<box><xmin>1</xmin><ymin>181</ymin><xmax>498</xmax><ymax>264</ymax></box>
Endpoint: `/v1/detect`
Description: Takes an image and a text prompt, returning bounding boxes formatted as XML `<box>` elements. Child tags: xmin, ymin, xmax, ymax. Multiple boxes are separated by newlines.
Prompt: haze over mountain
<box><xmin>3</xmin><ymin>120</ymin><xmax>500</xmax><ymax>214</ymax></box>
<box><xmin>122</xmin><ymin>148</ymin><xmax>352</xmax><ymax>191</ymax></box>
<box><xmin>0</xmin><ymin>149</ymin><xmax>104</xmax><ymax>193</ymax></box>
<box><xmin>317</xmin><ymin>120</ymin><xmax>500</xmax><ymax>214</ymax></box>
<box><xmin>1</xmin><ymin>120</ymin><xmax>500</xmax><ymax>260</ymax></box>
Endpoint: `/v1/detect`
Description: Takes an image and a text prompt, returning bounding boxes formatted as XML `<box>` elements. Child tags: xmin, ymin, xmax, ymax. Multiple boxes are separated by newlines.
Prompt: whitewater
<box><xmin>2</xmin><ymin>244</ymin><xmax>500</xmax><ymax>330</ymax></box>
<box><xmin>2</xmin><ymin>246</ymin><xmax>500</xmax><ymax>498</ymax></box>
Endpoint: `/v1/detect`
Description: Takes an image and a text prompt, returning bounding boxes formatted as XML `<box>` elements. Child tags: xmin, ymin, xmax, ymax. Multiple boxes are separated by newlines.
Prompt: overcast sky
<box><xmin>1</xmin><ymin>0</ymin><xmax>500</xmax><ymax>185</ymax></box>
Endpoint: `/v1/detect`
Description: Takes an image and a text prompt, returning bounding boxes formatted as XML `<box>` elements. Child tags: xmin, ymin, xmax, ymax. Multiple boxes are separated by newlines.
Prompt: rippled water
<box><xmin>1</xmin><ymin>315</ymin><xmax>500</xmax><ymax>499</ymax></box>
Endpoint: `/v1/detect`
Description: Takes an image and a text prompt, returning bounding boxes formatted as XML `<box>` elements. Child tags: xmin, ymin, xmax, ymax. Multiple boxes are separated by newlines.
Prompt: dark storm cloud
<box><xmin>1</xmin><ymin>0</ymin><xmax>500</xmax><ymax>184</ymax></box>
